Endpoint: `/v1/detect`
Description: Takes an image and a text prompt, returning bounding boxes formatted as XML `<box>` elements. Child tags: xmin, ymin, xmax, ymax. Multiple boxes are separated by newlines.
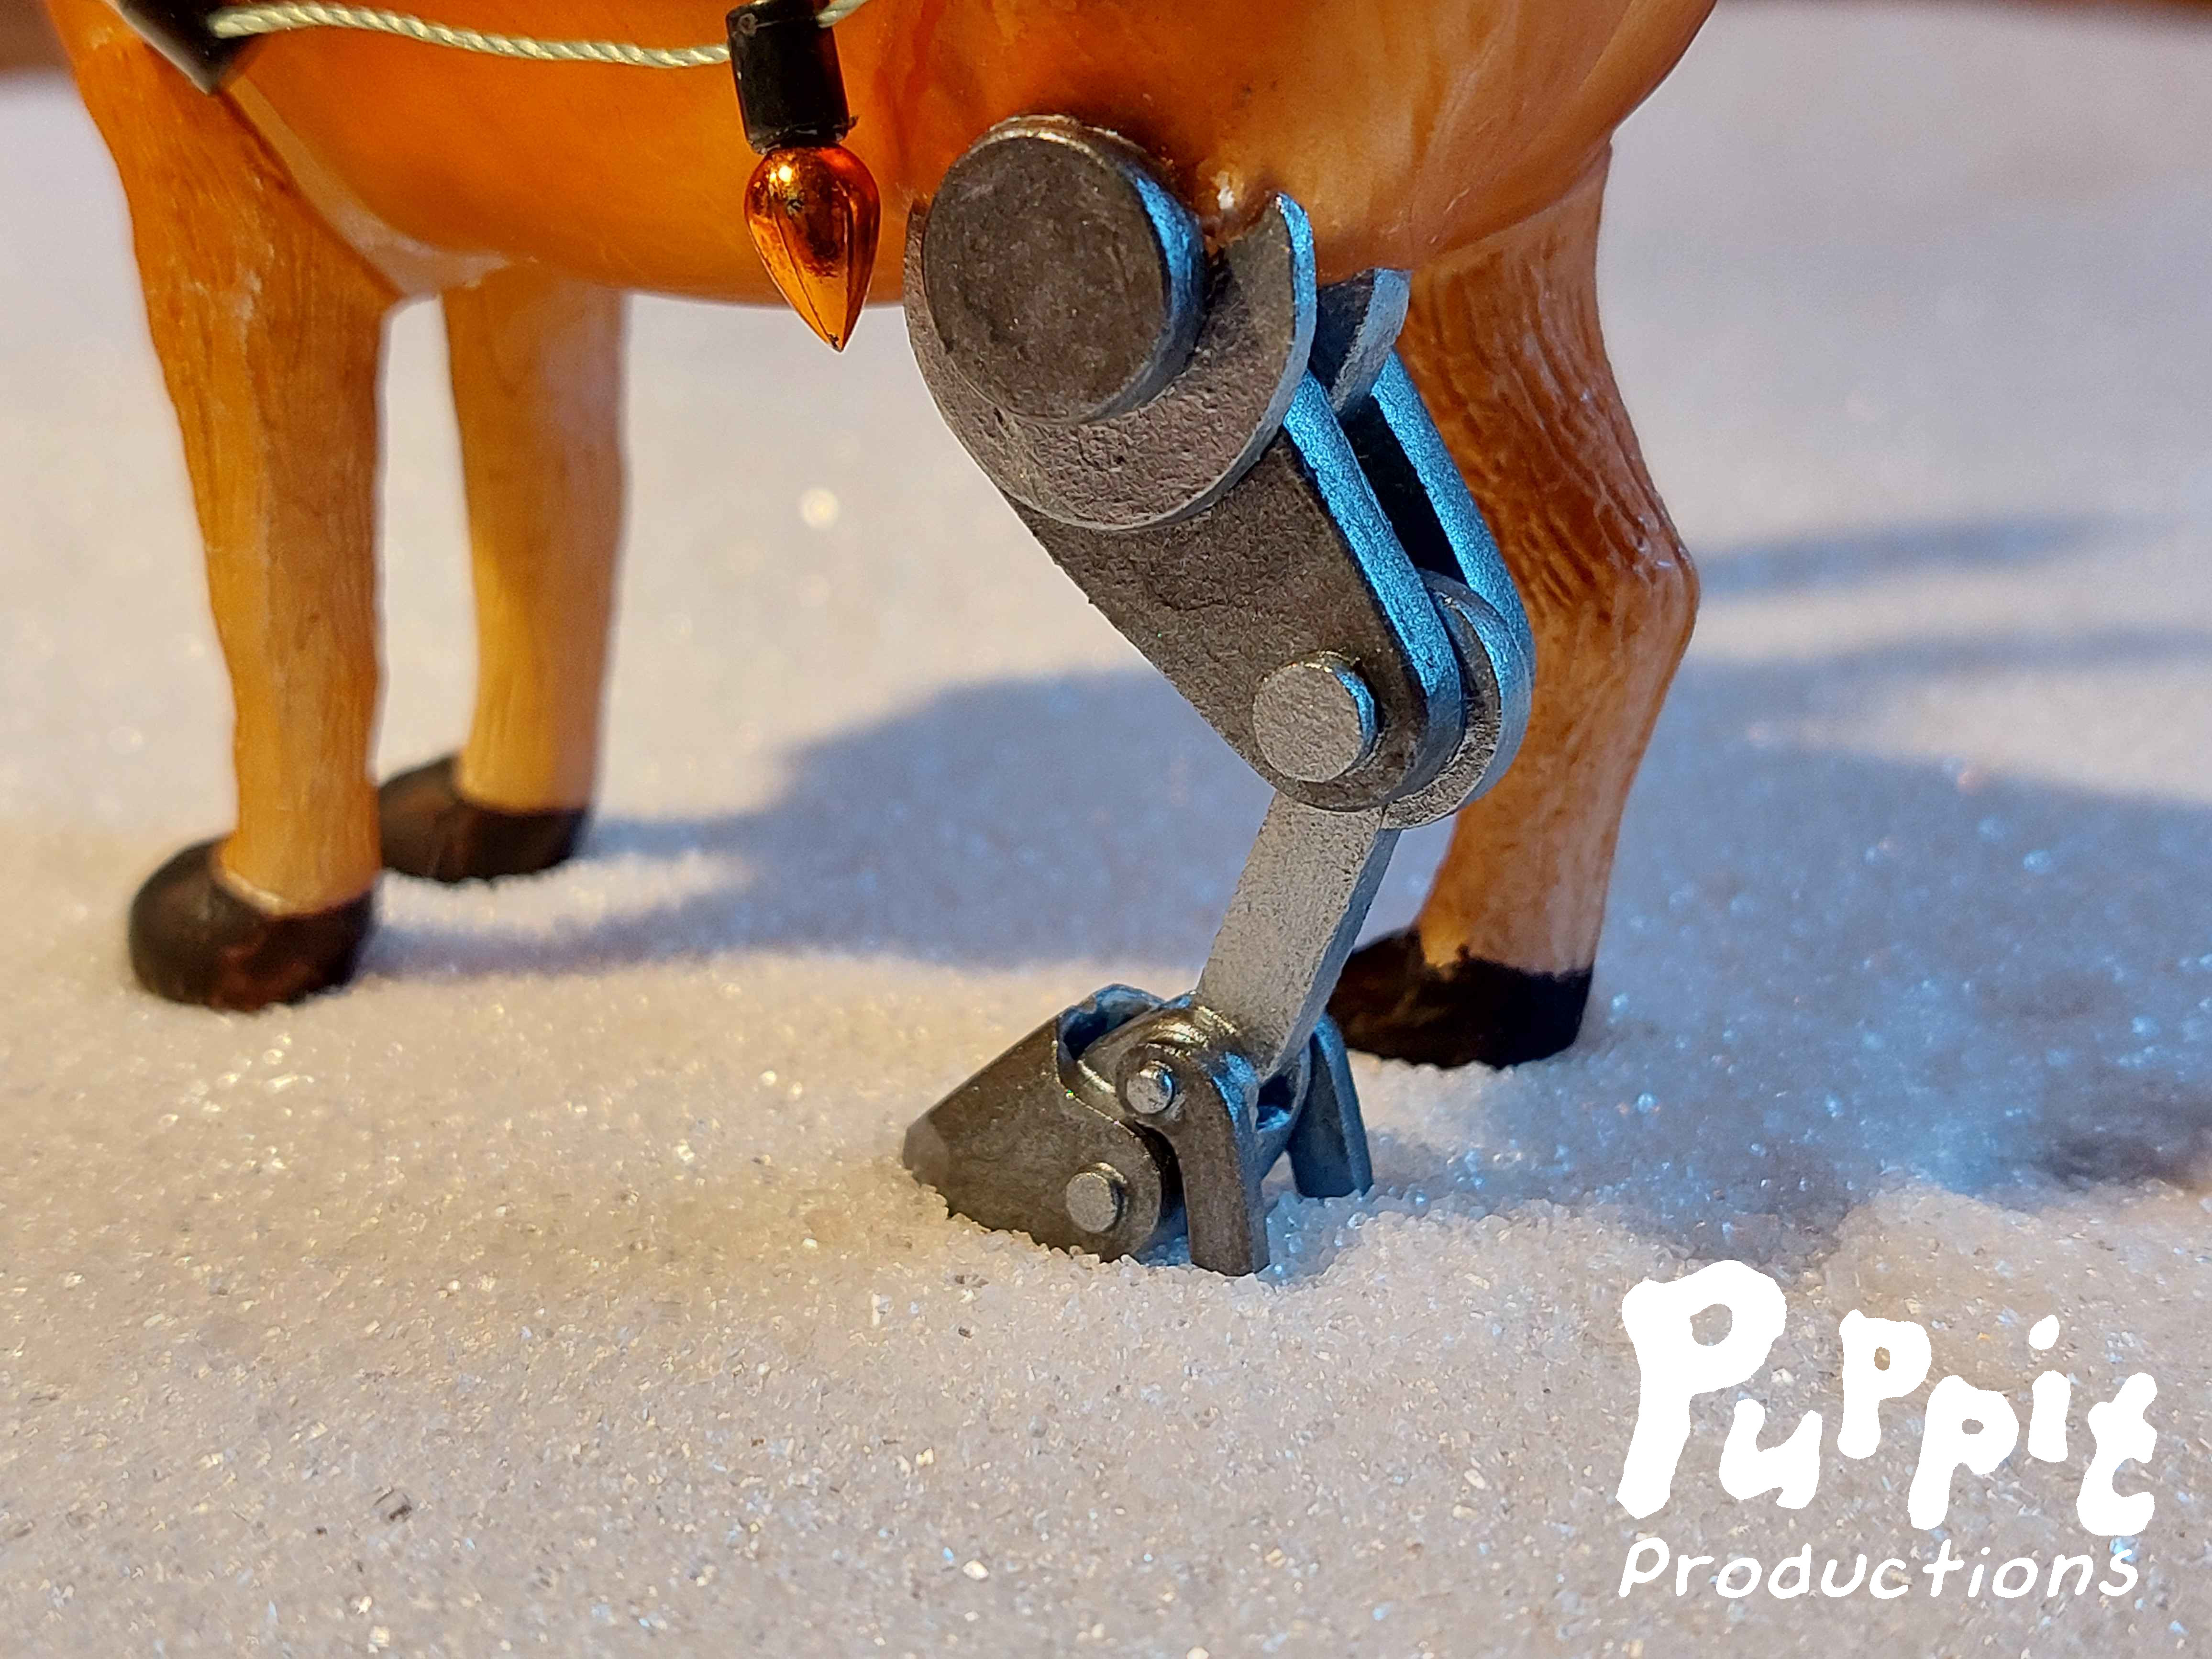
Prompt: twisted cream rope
<box><xmin>207</xmin><ymin>0</ymin><xmax>875</xmax><ymax>67</ymax></box>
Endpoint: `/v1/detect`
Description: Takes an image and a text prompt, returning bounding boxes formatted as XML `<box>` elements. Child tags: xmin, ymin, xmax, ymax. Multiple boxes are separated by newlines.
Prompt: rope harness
<box><xmin>205</xmin><ymin>0</ymin><xmax>875</xmax><ymax>67</ymax></box>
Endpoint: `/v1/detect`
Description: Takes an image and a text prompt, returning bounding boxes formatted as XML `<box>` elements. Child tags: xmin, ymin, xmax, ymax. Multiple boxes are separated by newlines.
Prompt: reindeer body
<box><xmin>196</xmin><ymin>1</ymin><xmax>1707</xmax><ymax>297</ymax></box>
<box><xmin>49</xmin><ymin>0</ymin><xmax>1709</xmax><ymax>1063</ymax></box>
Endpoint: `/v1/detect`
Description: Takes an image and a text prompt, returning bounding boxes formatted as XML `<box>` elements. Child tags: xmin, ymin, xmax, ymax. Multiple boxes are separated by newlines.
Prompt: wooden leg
<box><xmin>54</xmin><ymin>0</ymin><xmax>396</xmax><ymax>1006</ymax></box>
<box><xmin>1331</xmin><ymin>158</ymin><xmax>1698</xmax><ymax>1067</ymax></box>
<box><xmin>376</xmin><ymin>267</ymin><xmax>624</xmax><ymax>884</ymax></box>
<box><xmin>445</xmin><ymin>266</ymin><xmax>626</xmax><ymax>814</ymax></box>
<box><xmin>57</xmin><ymin>2</ymin><xmax>395</xmax><ymax>998</ymax></box>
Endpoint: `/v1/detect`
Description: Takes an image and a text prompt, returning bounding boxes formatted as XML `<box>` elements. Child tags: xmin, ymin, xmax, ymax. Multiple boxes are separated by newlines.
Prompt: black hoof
<box><xmin>378</xmin><ymin>755</ymin><xmax>587</xmax><ymax>883</ymax></box>
<box><xmin>128</xmin><ymin>840</ymin><xmax>373</xmax><ymax>1011</ymax></box>
<box><xmin>1327</xmin><ymin>929</ymin><xmax>1592</xmax><ymax>1069</ymax></box>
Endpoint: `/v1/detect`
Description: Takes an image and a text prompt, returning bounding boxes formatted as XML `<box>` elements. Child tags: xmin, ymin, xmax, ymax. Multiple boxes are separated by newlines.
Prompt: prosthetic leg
<box><xmin>903</xmin><ymin>119</ymin><xmax>1536</xmax><ymax>1275</ymax></box>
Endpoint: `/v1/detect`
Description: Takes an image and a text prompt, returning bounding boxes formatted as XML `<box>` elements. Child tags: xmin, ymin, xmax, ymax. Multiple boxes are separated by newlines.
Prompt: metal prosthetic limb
<box><xmin>902</xmin><ymin>118</ymin><xmax>1535</xmax><ymax>1275</ymax></box>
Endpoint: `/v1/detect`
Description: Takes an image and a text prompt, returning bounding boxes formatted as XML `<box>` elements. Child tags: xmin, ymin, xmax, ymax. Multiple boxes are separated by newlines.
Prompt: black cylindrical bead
<box><xmin>728</xmin><ymin>0</ymin><xmax>854</xmax><ymax>153</ymax></box>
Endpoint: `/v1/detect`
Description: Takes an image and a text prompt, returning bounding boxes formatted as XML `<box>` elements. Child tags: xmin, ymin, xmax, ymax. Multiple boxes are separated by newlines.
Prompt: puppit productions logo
<box><xmin>1611</xmin><ymin>1261</ymin><xmax>2158</xmax><ymax>1605</ymax></box>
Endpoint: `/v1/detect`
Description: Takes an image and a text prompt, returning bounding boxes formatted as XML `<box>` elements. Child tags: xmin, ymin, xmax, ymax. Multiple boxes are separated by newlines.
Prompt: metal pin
<box><xmin>1251</xmin><ymin>655</ymin><xmax>1379</xmax><ymax>784</ymax></box>
<box><xmin>1121</xmin><ymin>1060</ymin><xmax>1180</xmax><ymax>1117</ymax></box>
<box><xmin>1063</xmin><ymin>1166</ymin><xmax>1128</xmax><ymax>1234</ymax></box>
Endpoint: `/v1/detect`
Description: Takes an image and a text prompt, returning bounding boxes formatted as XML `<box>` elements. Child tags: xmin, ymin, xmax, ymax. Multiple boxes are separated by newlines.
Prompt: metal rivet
<box><xmin>1063</xmin><ymin>1165</ymin><xmax>1128</xmax><ymax>1234</ymax></box>
<box><xmin>921</xmin><ymin>120</ymin><xmax>1204</xmax><ymax>425</ymax></box>
<box><xmin>1251</xmin><ymin>655</ymin><xmax>1379</xmax><ymax>783</ymax></box>
<box><xmin>1122</xmin><ymin>1060</ymin><xmax>1180</xmax><ymax>1117</ymax></box>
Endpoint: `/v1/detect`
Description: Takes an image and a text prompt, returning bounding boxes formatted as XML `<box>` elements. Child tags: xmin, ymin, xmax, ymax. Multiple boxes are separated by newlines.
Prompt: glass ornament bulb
<box><xmin>743</xmin><ymin>144</ymin><xmax>881</xmax><ymax>351</ymax></box>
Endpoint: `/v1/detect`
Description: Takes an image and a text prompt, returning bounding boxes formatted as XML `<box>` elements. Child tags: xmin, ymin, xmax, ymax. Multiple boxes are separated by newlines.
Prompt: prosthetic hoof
<box><xmin>129</xmin><ymin>840</ymin><xmax>373</xmax><ymax>1011</ymax></box>
<box><xmin>1328</xmin><ymin>929</ymin><xmax>1591</xmax><ymax>1069</ymax></box>
<box><xmin>379</xmin><ymin>756</ymin><xmax>587</xmax><ymax>883</ymax></box>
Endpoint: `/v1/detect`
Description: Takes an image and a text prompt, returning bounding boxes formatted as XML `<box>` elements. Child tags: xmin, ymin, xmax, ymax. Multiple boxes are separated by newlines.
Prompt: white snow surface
<box><xmin>2</xmin><ymin>3</ymin><xmax>2210</xmax><ymax>1653</ymax></box>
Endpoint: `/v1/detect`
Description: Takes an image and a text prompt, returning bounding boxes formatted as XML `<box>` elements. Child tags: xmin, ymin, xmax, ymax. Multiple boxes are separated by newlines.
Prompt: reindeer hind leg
<box><xmin>1331</xmin><ymin>159</ymin><xmax>1699</xmax><ymax>1067</ymax></box>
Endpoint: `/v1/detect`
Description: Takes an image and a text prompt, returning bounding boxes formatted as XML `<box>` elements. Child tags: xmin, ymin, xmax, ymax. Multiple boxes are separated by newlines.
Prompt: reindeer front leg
<box><xmin>1331</xmin><ymin>159</ymin><xmax>1699</xmax><ymax>1068</ymax></box>
<box><xmin>52</xmin><ymin>0</ymin><xmax>396</xmax><ymax>1008</ymax></box>
<box><xmin>379</xmin><ymin>266</ymin><xmax>626</xmax><ymax>882</ymax></box>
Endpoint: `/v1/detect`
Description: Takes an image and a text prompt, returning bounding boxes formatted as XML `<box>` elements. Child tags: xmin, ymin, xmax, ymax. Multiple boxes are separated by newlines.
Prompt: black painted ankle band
<box><xmin>1328</xmin><ymin>929</ymin><xmax>1592</xmax><ymax>1069</ymax></box>
<box><xmin>129</xmin><ymin>840</ymin><xmax>372</xmax><ymax>1011</ymax></box>
<box><xmin>379</xmin><ymin>756</ymin><xmax>588</xmax><ymax>884</ymax></box>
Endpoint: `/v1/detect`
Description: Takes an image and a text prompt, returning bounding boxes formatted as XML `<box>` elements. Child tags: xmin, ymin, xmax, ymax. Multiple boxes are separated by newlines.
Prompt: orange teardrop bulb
<box><xmin>743</xmin><ymin>144</ymin><xmax>881</xmax><ymax>351</ymax></box>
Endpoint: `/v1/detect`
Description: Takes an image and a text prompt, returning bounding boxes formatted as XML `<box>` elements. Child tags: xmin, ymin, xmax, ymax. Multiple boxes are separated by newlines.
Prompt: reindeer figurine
<box><xmin>47</xmin><ymin>0</ymin><xmax>1709</xmax><ymax>1072</ymax></box>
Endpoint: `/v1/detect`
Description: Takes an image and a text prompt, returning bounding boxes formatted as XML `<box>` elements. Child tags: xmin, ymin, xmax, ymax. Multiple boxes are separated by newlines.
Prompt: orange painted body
<box><xmin>220</xmin><ymin>0</ymin><xmax>1712</xmax><ymax>297</ymax></box>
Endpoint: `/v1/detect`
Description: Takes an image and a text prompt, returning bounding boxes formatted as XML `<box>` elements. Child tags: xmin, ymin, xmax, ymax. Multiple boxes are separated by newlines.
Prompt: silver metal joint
<box><xmin>1251</xmin><ymin>655</ymin><xmax>1380</xmax><ymax>783</ymax></box>
<box><xmin>899</xmin><ymin>116</ymin><xmax>1531</xmax><ymax>1276</ymax></box>
<box><xmin>1120</xmin><ymin>1059</ymin><xmax>1180</xmax><ymax>1117</ymax></box>
<box><xmin>1063</xmin><ymin>1165</ymin><xmax>1129</xmax><ymax>1234</ymax></box>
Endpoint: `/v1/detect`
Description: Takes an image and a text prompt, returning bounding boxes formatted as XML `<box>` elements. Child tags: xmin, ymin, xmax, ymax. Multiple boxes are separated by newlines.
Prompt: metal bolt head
<box><xmin>1121</xmin><ymin>1059</ymin><xmax>1180</xmax><ymax>1117</ymax></box>
<box><xmin>1251</xmin><ymin>655</ymin><xmax>1380</xmax><ymax>783</ymax></box>
<box><xmin>921</xmin><ymin>117</ymin><xmax>1204</xmax><ymax>425</ymax></box>
<box><xmin>1064</xmin><ymin>1165</ymin><xmax>1128</xmax><ymax>1234</ymax></box>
